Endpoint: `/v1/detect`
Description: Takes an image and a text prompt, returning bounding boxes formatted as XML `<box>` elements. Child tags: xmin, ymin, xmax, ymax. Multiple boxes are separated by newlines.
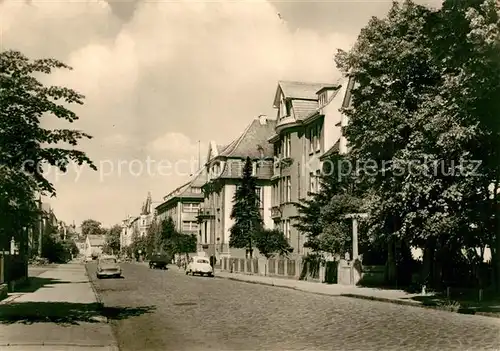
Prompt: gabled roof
<box><xmin>218</xmin><ymin>117</ymin><xmax>276</xmax><ymax>159</ymax></box>
<box><xmin>156</xmin><ymin>168</ymin><xmax>205</xmax><ymax>210</ymax></box>
<box><xmin>302</xmin><ymin>84</ymin><xmax>343</xmax><ymax>122</ymax></box>
<box><xmin>273</xmin><ymin>81</ymin><xmax>334</xmax><ymax>107</ymax></box>
<box><xmin>206</xmin><ymin>142</ymin><xmax>230</xmax><ymax>164</ymax></box>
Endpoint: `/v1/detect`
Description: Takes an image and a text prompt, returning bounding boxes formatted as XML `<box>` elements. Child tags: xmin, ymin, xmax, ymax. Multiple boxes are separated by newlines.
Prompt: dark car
<box><xmin>148</xmin><ymin>253</ymin><xmax>171</xmax><ymax>270</ymax></box>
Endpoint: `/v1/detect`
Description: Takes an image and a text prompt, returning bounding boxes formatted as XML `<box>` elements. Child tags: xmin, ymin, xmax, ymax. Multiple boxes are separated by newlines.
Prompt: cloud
<box><xmin>0</xmin><ymin>0</ymin><xmax>356</xmax><ymax>226</ymax></box>
<box><xmin>147</xmin><ymin>132</ymin><xmax>201</xmax><ymax>155</ymax></box>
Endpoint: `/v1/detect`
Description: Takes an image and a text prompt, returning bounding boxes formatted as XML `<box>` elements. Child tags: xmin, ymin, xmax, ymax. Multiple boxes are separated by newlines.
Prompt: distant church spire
<box><xmin>141</xmin><ymin>192</ymin><xmax>152</xmax><ymax>215</ymax></box>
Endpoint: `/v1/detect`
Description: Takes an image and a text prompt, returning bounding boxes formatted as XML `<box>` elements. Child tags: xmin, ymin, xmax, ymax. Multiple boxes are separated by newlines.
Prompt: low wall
<box><xmin>220</xmin><ymin>256</ymin><xmax>323</xmax><ymax>281</ymax></box>
<box><xmin>220</xmin><ymin>256</ymin><xmax>385</xmax><ymax>286</ymax></box>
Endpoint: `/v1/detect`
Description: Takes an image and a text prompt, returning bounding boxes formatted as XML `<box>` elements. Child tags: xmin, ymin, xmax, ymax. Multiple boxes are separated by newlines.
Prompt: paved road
<box><xmin>87</xmin><ymin>262</ymin><xmax>500</xmax><ymax>351</ymax></box>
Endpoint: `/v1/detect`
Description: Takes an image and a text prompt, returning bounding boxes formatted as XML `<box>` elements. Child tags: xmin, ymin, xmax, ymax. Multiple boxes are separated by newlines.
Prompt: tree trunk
<box><xmin>422</xmin><ymin>238</ymin><xmax>435</xmax><ymax>288</ymax></box>
<box><xmin>385</xmin><ymin>239</ymin><xmax>396</xmax><ymax>285</ymax></box>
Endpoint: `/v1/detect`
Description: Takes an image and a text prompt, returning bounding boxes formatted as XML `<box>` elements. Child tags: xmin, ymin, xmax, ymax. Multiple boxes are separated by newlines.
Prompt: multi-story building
<box><xmin>198</xmin><ymin>115</ymin><xmax>276</xmax><ymax>260</ymax></box>
<box><xmin>155</xmin><ymin>169</ymin><xmax>205</xmax><ymax>242</ymax></box>
<box><xmin>268</xmin><ymin>78</ymin><xmax>354</xmax><ymax>255</ymax></box>
<box><xmin>120</xmin><ymin>215</ymin><xmax>137</xmax><ymax>250</ymax></box>
<box><xmin>119</xmin><ymin>192</ymin><xmax>154</xmax><ymax>250</ymax></box>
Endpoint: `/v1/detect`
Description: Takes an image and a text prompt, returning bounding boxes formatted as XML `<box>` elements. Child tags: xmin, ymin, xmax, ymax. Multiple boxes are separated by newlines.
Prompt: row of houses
<box><xmin>129</xmin><ymin>77</ymin><xmax>355</xmax><ymax>261</ymax></box>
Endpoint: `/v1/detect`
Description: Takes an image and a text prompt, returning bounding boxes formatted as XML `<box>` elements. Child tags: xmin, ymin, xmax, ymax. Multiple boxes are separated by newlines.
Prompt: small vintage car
<box><xmin>186</xmin><ymin>256</ymin><xmax>214</xmax><ymax>277</ymax></box>
<box><xmin>96</xmin><ymin>255</ymin><xmax>122</xmax><ymax>279</ymax></box>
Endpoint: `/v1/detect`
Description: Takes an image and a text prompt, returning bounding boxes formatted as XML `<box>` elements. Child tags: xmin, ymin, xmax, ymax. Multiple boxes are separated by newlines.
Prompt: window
<box><xmin>309</xmin><ymin>172</ymin><xmax>316</xmax><ymax>193</ymax></box>
<box><xmin>191</xmin><ymin>187</ymin><xmax>202</xmax><ymax>194</ymax></box>
<box><xmin>274</xmin><ymin>142</ymin><xmax>281</xmax><ymax>158</ymax></box>
<box><xmin>309</xmin><ymin>128</ymin><xmax>314</xmax><ymax>154</ymax></box>
<box><xmin>273</xmin><ymin>183</ymin><xmax>279</xmax><ymax>204</ymax></box>
<box><xmin>182</xmin><ymin>221</ymin><xmax>199</xmax><ymax>232</ymax></box>
<box><xmin>309</xmin><ymin>124</ymin><xmax>322</xmax><ymax>153</ymax></box>
<box><xmin>183</xmin><ymin>203</ymin><xmax>200</xmax><ymax>213</ymax></box>
<box><xmin>284</xmin><ymin>176</ymin><xmax>291</xmax><ymax>202</ymax></box>
<box><xmin>316</xmin><ymin>170</ymin><xmax>321</xmax><ymax>192</ymax></box>
<box><xmin>252</xmin><ymin>161</ymin><xmax>257</xmax><ymax>176</ymax></box>
<box><xmin>283</xmin><ymin>133</ymin><xmax>291</xmax><ymax>158</ymax></box>
<box><xmin>319</xmin><ymin>91</ymin><xmax>327</xmax><ymax>107</ymax></box>
<box><xmin>279</xmin><ymin>95</ymin><xmax>287</xmax><ymax>119</ymax></box>
<box><xmin>197</xmin><ymin>258</ymin><xmax>209</xmax><ymax>264</ymax></box>
<box><xmin>255</xmin><ymin>187</ymin><xmax>262</xmax><ymax>207</ymax></box>
<box><xmin>283</xmin><ymin>219</ymin><xmax>291</xmax><ymax>240</ymax></box>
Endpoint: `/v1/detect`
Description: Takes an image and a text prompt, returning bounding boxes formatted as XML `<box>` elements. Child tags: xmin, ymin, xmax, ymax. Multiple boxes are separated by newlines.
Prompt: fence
<box><xmin>0</xmin><ymin>253</ymin><xmax>27</xmax><ymax>285</ymax></box>
<box><xmin>220</xmin><ymin>256</ymin><xmax>304</xmax><ymax>279</ymax></box>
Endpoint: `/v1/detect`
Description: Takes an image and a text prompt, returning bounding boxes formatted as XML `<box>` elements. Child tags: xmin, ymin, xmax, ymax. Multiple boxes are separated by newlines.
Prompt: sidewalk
<box><xmin>211</xmin><ymin>270</ymin><xmax>500</xmax><ymax>318</ymax></box>
<box><xmin>0</xmin><ymin>263</ymin><xmax>118</xmax><ymax>350</ymax></box>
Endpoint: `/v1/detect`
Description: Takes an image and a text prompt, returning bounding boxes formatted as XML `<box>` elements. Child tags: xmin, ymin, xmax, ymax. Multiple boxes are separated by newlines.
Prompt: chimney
<box><xmin>258</xmin><ymin>114</ymin><xmax>267</xmax><ymax>125</ymax></box>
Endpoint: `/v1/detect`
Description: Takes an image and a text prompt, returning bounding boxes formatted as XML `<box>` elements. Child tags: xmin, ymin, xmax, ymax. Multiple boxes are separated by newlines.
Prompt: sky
<box><xmin>0</xmin><ymin>0</ymin><xmax>441</xmax><ymax>228</ymax></box>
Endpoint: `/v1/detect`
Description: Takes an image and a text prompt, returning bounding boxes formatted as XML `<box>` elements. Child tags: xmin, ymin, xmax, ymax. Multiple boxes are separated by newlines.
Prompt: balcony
<box><xmin>271</xmin><ymin>206</ymin><xmax>281</xmax><ymax>219</ymax></box>
<box><xmin>197</xmin><ymin>208</ymin><xmax>215</xmax><ymax>219</ymax></box>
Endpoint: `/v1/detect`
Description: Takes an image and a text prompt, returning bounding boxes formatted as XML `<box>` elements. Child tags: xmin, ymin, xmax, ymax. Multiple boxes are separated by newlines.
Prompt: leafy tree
<box><xmin>159</xmin><ymin>217</ymin><xmax>178</xmax><ymax>254</ymax></box>
<box><xmin>295</xmin><ymin>153</ymin><xmax>365</xmax><ymax>256</ymax></box>
<box><xmin>0</xmin><ymin>168</ymin><xmax>38</xmax><ymax>251</ymax></box>
<box><xmin>0</xmin><ymin>50</ymin><xmax>95</xmax><ymax>253</ymax></box>
<box><xmin>255</xmin><ymin>229</ymin><xmax>292</xmax><ymax>259</ymax></box>
<box><xmin>103</xmin><ymin>225</ymin><xmax>121</xmax><ymax>255</ymax></box>
<box><xmin>229</xmin><ymin>157</ymin><xmax>263</xmax><ymax>258</ymax></box>
<box><xmin>0</xmin><ymin>50</ymin><xmax>96</xmax><ymax>194</ymax></box>
<box><xmin>130</xmin><ymin>226</ymin><xmax>147</xmax><ymax>260</ymax></box>
<box><xmin>335</xmin><ymin>0</ymin><xmax>500</xmax><ymax>289</ymax></box>
<box><xmin>81</xmin><ymin>219</ymin><xmax>104</xmax><ymax>236</ymax></box>
<box><xmin>175</xmin><ymin>233</ymin><xmax>197</xmax><ymax>257</ymax></box>
<box><xmin>40</xmin><ymin>220</ymin><xmax>76</xmax><ymax>263</ymax></box>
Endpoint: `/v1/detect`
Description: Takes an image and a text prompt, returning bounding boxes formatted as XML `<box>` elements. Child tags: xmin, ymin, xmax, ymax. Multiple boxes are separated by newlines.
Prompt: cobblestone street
<box><xmin>88</xmin><ymin>263</ymin><xmax>500</xmax><ymax>351</ymax></box>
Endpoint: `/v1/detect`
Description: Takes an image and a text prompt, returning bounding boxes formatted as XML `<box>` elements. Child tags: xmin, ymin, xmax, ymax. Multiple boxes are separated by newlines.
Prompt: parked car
<box><xmin>186</xmin><ymin>256</ymin><xmax>213</xmax><ymax>277</ymax></box>
<box><xmin>96</xmin><ymin>255</ymin><xmax>122</xmax><ymax>279</ymax></box>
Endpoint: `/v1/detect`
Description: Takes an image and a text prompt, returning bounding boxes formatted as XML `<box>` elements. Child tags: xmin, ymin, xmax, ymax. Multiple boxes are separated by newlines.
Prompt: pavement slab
<box><xmin>0</xmin><ymin>263</ymin><xmax>118</xmax><ymax>350</ymax></box>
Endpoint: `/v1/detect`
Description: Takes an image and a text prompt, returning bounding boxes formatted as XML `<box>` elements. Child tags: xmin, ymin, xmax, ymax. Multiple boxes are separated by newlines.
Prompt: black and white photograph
<box><xmin>0</xmin><ymin>0</ymin><xmax>499</xmax><ymax>350</ymax></box>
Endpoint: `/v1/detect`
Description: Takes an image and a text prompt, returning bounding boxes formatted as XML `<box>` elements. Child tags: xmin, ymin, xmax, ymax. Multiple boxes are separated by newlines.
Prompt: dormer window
<box><xmin>279</xmin><ymin>95</ymin><xmax>287</xmax><ymax>118</ymax></box>
<box><xmin>279</xmin><ymin>94</ymin><xmax>292</xmax><ymax>119</ymax></box>
<box><xmin>319</xmin><ymin>91</ymin><xmax>328</xmax><ymax>107</ymax></box>
<box><xmin>211</xmin><ymin>162</ymin><xmax>222</xmax><ymax>178</ymax></box>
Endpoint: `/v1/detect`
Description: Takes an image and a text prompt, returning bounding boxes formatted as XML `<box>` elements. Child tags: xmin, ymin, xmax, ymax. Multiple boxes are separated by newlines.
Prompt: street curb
<box><xmin>83</xmin><ymin>264</ymin><xmax>106</xmax><ymax>317</ymax></box>
<box><xmin>340</xmin><ymin>293</ymin><xmax>500</xmax><ymax>319</ymax></box>
<box><xmin>215</xmin><ymin>274</ymin><xmax>500</xmax><ymax>319</ymax></box>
